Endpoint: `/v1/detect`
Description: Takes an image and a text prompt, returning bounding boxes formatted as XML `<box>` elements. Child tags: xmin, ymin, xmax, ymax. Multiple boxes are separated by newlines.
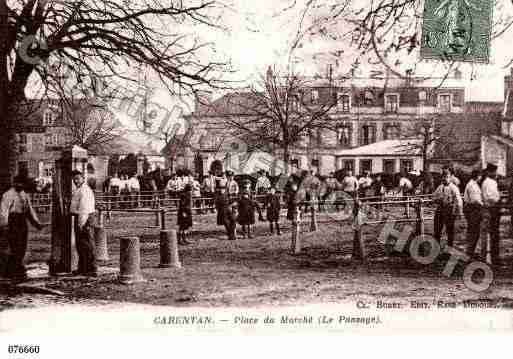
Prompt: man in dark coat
<box><xmin>264</xmin><ymin>187</ymin><xmax>281</xmax><ymax>235</ymax></box>
<box><xmin>237</xmin><ymin>190</ymin><xmax>263</xmax><ymax>239</ymax></box>
<box><xmin>215</xmin><ymin>181</ymin><xmax>237</xmax><ymax>240</ymax></box>
<box><xmin>177</xmin><ymin>184</ymin><xmax>193</xmax><ymax>245</ymax></box>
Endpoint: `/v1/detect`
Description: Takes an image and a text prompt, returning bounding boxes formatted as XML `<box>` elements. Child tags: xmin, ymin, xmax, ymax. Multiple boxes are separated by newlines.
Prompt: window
<box><xmin>311</xmin><ymin>159</ymin><xmax>320</xmax><ymax>167</ymax></box>
<box><xmin>337</xmin><ymin>93</ymin><xmax>351</xmax><ymax>113</ymax></box>
<box><xmin>290</xmin><ymin>159</ymin><xmax>299</xmax><ymax>168</ymax></box>
<box><xmin>43</xmin><ymin>162</ymin><xmax>55</xmax><ymax>177</ymax></box>
<box><xmin>400</xmin><ymin>159</ymin><xmax>414</xmax><ymax>174</ymax></box>
<box><xmin>360</xmin><ymin>159</ymin><xmax>372</xmax><ymax>175</ymax></box>
<box><xmin>44</xmin><ymin>133</ymin><xmax>60</xmax><ymax>147</ymax></box>
<box><xmin>385</xmin><ymin>94</ymin><xmax>399</xmax><ymax>113</ymax></box>
<box><xmin>383</xmin><ymin>159</ymin><xmax>396</xmax><ymax>174</ymax></box>
<box><xmin>342</xmin><ymin>159</ymin><xmax>355</xmax><ymax>173</ymax></box>
<box><xmin>43</xmin><ymin>109</ymin><xmax>56</xmax><ymax>126</ymax></box>
<box><xmin>337</xmin><ymin>125</ymin><xmax>352</xmax><ymax>147</ymax></box>
<box><xmin>19</xmin><ymin>134</ymin><xmax>27</xmax><ymax>153</ymax></box>
<box><xmin>383</xmin><ymin>123</ymin><xmax>401</xmax><ymax>140</ymax></box>
<box><xmin>18</xmin><ymin>161</ymin><xmax>28</xmax><ymax>177</ymax></box>
<box><xmin>363</xmin><ymin>90</ymin><xmax>375</xmax><ymax>105</ymax></box>
<box><xmin>311</xmin><ymin>89</ymin><xmax>319</xmax><ymax>103</ymax></box>
<box><xmin>360</xmin><ymin>124</ymin><xmax>376</xmax><ymax>146</ymax></box>
<box><xmin>438</xmin><ymin>94</ymin><xmax>452</xmax><ymax>113</ymax></box>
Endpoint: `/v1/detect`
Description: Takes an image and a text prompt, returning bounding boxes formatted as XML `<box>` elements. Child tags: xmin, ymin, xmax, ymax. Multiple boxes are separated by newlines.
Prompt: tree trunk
<box><xmin>0</xmin><ymin>104</ymin><xmax>19</xmax><ymax>192</ymax></box>
<box><xmin>283</xmin><ymin>144</ymin><xmax>290</xmax><ymax>175</ymax></box>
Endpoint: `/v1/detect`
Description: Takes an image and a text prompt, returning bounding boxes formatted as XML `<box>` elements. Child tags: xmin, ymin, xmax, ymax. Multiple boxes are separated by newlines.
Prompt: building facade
<box><xmin>171</xmin><ymin>72</ymin><xmax>466</xmax><ymax>176</ymax></box>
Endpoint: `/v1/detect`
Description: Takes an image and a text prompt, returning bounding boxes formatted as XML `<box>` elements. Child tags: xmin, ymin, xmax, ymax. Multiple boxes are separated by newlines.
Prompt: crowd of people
<box><xmin>0</xmin><ymin>162</ymin><xmax>508</xmax><ymax>282</ymax></box>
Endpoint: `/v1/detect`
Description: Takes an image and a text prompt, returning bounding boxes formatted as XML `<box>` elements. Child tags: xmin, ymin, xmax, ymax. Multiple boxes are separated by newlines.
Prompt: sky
<box><xmin>125</xmin><ymin>0</ymin><xmax>513</xmax><ymax>152</ymax></box>
<box><xmin>25</xmin><ymin>0</ymin><xmax>513</xmax><ymax>151</ymax></box>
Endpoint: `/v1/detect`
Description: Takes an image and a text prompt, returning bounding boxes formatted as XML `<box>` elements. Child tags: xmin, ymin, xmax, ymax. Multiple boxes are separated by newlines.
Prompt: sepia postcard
<box><xmin>2</xmin><ymin>0</ymin><xmax>513</xmax><ymax>356</ymax></box>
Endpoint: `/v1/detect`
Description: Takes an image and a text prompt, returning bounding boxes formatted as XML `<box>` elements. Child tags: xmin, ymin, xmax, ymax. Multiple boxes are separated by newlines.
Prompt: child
<box><xmin>215</xmin><ymin>183</ymin><xmax>237</xmax><ymax>240</ymax></box>
<box><xmin>237</xmin><ymin>190</ymin><xmax>263</xmax><ymax>239</ymax></box>
<box><xmin>264</xmin><ymin>187</ymin><xmax>281</xmax><ymax>235</ymax></box>
<box><xmin>177</xmin><ymin>184</ymin><xmax>193</xmax><ymax>245</ymax></box>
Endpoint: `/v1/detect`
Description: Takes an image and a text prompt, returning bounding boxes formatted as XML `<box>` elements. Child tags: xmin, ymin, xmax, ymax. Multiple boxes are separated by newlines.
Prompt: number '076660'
<box><xmin>7</xmin><ymin>345</ymin><xmax>40</xmax><ymax>354</ymax></box>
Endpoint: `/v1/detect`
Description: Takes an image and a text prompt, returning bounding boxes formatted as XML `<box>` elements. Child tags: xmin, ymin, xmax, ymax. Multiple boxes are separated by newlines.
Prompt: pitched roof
<box><xmin>432</xmin><ymin>113</ymin><xmax>501</xmax><ymax>163</ymax></box>
<box><xmin>192</xmin><ymin>92</ymin><xmax>261</xmax><ymax>117</ymax></box>
<box><xmin>334</xmin><ymin>139</ymin><xmax>423</xmax><ymax>156</ymax></box>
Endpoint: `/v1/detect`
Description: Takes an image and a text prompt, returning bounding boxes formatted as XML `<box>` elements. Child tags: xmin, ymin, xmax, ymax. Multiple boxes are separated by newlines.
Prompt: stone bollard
<box><xmin>291</xmin><ymin>211</ymin><xmax>301</xmax><ymax>254</ymax></box>
<box><xmin>94</xmin><ymin>225</ymin><xmax>109</xmax><ymax>263</ymax></box>
<box><xmin>310</xmin><ymin>204</ymin><xmax>318</xmax><ymax>232</ymax></box>
<box><xmin>159</xmin><ymin>230</ymin><xmax>181</xmax><ymax>268</ymax></box>
<box><xmin>155</xmin><ymin>209</ymin><xmax>161</xmax><ymax>227</ymax></box>
<box><xmin>118</xmin><ymin>236</ymin><xmax>144</xmax><ymax>284</ymax></box>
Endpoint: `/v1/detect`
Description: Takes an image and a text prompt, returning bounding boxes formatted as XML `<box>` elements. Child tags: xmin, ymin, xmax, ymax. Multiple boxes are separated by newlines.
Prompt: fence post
<box><xmin>291</xmin><ymin>211</ymin><xmax>301</xmax><ymax>254</ymax></box>
<box><xmin>352</xmin><ymin>200</ymin><xmax>366</xmax><ymax>261</ymax></box>
<box><xmin>160</xmin><ymin>209</ymin><xmax>166</xmax><ymax>230</ymax></box>
<box><xmin>310</xmin><ymin>201</ymin><xmax>318</xmax><ymax>232</ymax></box>
<box><xmin>405</xmin><ymin>196</ymin><xmax>411</xmax><ymax>218</ymax></box>
<box><xmin>415</xmin><ymin>199</ymin><xmax>424</xmax><ymax>239</ymax></box>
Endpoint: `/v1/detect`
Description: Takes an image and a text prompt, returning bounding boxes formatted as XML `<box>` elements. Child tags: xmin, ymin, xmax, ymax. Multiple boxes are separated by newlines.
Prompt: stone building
<box><xmin>167</xmin><ymin>71</ymin><xmax>468</xmax><ymax>176</ymax></box>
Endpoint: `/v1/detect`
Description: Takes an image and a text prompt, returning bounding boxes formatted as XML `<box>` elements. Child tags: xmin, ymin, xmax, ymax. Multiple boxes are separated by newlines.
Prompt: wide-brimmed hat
<box><xmin>486</xmin><ymin>163</ymin><xmax>498</xmax><ymax>172</ymax></box>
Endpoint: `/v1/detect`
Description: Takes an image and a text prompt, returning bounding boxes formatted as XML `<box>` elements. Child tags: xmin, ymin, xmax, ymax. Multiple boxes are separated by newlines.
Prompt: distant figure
<box><xmin>341</xmin><ymin>170</ymin><xmax>358</xmax><ymax>198</ymax></box>
<box><xmin>286</xmin><ymin>182</ymin><xmax>300</xmax><ymax>222</ymax></box>
<box><xmin>322</xmin><ymin>172</ymin><xmax>340</xmax><ymax>211</ymax></box>
<box><xmin>264</xmin><ymin>187</ymin><xmax>282</xmax><ymax>235</ymax></box>
<box><xmin>166</xmin><ymin>174</ymin><xmax>180</xmax><ymax>199</ymax></box>
<box><xmin>191</xmin><ymin>174</ymin><xmax>202</xmax><ymax>214</ymax></box>
<box><xmin>129</xmin><ymin>174</ymin><xmax>140</xmax><ymax>208</ymax></box>
<box><xmin>0</xmin><ymin>175</ymin><xmax>44</xmax><ymax>280</ymax></box>
<box><xmin>481</xmin><ymin>163</ymin><xmax>501</xmax><ymax>265</ymax></box>
<box><xmin>202</xmin><ymin>170</ymin><xmax>217</xmax><ymax>214</ymax></box>
<box><xmin>215</xmin><ymin>182</ymin><xmax>237</xmax><ymax>241</ymax></box>
<box><xmin>463</xmin><ymin>169</ymin><xmax>483</xmax><ymax>259</ymax></box>
<box><xmin>255</xmin><ymin>170</ymin><xmax>271</xmax><ymax>195</ymax></box>
<box><xmin>109</xmin><ymin>173</ymin><xmax>121</xmax><ymax>209</ymax></box>
<box><xmin>177</xmin><ymin>184</ymin><xmax>193</xmax><ymax>245</ymax></box>
<box><xmin>236</xmin><ymin>190</ymin><xmax>263</xmax><ymax>239</ymax></box>
<box><xmin>398</xmin><ymin>172</ymin><xmax>413</xmax><ymax>196</ymax></box>
<box><xmin>225</xmin><ymin>170</ymin><xmax>239</xmax><ymax>197</ymax></box>
<box><xmin>358</xmin><ymin>171</ymin><xmax>373</xmax><ymax>198</ymax></box>
<box><xmin>433</xmin><ymin>169</ymin><xmax>463</xmax><ymax>249</ymax></box>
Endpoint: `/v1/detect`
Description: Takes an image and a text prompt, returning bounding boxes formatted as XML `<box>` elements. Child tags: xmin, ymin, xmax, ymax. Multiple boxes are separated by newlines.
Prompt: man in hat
<box><xmin>255</xmin><ymin>170</ymin><xmax>271</xmax><ymax>195</ymax></box>
<box><xmin>433</xmin><ymin>168</ymin><xmax>463</xmax><ymax>249</ymax></box>
<box><xmin>215</xmin><ymin>179</ymin><xmax>237</xmax><ymax>240</ymax></box>
<box><xmin>0</xmin><ymin>175</ymin><xmax>45</xmax><ymax>280</ymax></box>
<box><xmin>202</xmin><ymin>170</ymin><xmax>217</xmax><ymax>213</ymax></box>
<box><xmin>225</xmin><ymin>170</ymin><xmax>239</xmax><ymax>198</ymax></box>
<box><xmin>481</xmin><ymin>163</ymin><xmax>501</xmax><ymax>265</ymax></box>
<box><xmin>70</xmin><ymin>170</ymin><xmax>97</xmax><ymax>276</ymax></box>
<box><xmin>463</xmin><ymin>169</ymin><xmax>483</xmax><ymax>259</ymax></box>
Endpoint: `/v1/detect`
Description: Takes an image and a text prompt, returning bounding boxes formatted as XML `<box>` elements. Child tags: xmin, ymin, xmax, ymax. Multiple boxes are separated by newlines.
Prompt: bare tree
<box><xmin>280</xmin><ymin>0</ymin><xmax>513</xmax><ymax>80</ymax></box>
<box><xmin>0</xmin><ymin>0</ymin><xmax>230</xmax><ymax>188</ymax></box>
<box><xmin>220</xmin><ymin>66</ymin><xmax>337</xmax><ymax>173</ymax></box>
<box><xmin>61</xmin><ymin>98</ymin><xmax>120</xmax><ymax>152</ymax></box>
<box><xmin>398</xmin><ymin>114</ymin><xmax>500</xmax><ymax>172</ymax></box>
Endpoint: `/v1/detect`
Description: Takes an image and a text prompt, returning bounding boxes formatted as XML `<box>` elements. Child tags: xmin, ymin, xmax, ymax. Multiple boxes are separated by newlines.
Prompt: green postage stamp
<box><xmin>420</xmin><ymin>0</ymin><xmax>493</xmax><ymax>63</ymax></box>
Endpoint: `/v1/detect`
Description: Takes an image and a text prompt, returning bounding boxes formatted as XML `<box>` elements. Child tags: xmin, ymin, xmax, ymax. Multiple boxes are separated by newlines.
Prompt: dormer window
<box><xmin>337</xmin><ymin>93</ymin><xmax>351</xmax><ymax>113</ymax></box>
<box><xmin>311</xmin><ymin>89</ymin><xmax>319</xmax><ymax>103</ymax></box>
<box><xmin>438</xmin><ymin>93</ymin><xmax>452</xmax><ymax>113</ymax></box>
<box><xmin>43</xmin><ymin>109</ymin><xmax>56</xmax><ymax>126</ymax></box>
<box><xmin>384</xmin><ymin>94</ymin><xmax>399</xmax><ymax>113</ymax></box>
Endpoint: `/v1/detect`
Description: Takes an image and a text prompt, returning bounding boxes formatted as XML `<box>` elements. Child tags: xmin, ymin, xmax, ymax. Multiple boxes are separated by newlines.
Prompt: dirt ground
<box><xmin>2</xmin><ymin>208</ymin><xmax>513</xmax><ymax>309</ymax></box>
